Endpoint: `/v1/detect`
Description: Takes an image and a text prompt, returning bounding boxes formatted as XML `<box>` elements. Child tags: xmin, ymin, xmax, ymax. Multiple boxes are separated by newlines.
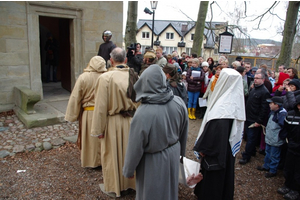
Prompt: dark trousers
<box><xmin>242</xmin><ymin>120</ymin><xmax>262</xmax><ymax>161</ymax></box>
<box><xmin>284</xmin><ymin>151</ymin><xmax>300</xmax><ymax>191</ymax></box>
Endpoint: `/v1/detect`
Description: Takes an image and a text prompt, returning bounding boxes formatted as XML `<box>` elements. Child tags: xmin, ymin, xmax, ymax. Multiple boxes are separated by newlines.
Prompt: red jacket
<box><xmin>200</xmin><ymin>72</ymin><xmax>213</xmax><ymax>94</ymax></box>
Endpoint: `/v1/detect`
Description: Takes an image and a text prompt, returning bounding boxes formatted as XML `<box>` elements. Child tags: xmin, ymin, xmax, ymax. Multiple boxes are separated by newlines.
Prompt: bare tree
<box><xmin>276</xmin><ymin>1</ymin><xmax>300</xmax><ymax>68</ymax></box>
<box><xmin>192</xmin><ymin>1</ymin><xmax>209</xmax><ymax>56</ymax></box>
<box><xmin>124</xmin><ymin>1</ymin><xmax>138</xmax><ymax>48</ymax></box>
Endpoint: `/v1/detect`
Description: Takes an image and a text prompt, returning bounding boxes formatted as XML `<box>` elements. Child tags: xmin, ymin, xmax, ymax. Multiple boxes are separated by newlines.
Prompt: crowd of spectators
<box><xmin>154</xmin><ymin>48</ymin><xmax>300</xmax><ymax>200</ymax></box>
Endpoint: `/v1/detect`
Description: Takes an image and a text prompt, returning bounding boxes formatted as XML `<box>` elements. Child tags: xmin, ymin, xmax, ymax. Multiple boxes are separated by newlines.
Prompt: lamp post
<box><xmin>144</xmin><ymin>1</ymin><xmax>158</xmax><ymax>48</ymax></box>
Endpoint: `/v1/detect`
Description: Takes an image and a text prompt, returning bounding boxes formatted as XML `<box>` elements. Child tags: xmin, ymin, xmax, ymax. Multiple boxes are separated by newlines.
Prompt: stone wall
<box><xmin>0</xmin><ymin>2</ymin><xmax>29</xmax><ymax>111</ymax></box>
<box><xmin>0</xmin><ymin>1</ymin><xmax>123</xmax><ymax>112</ymax></box>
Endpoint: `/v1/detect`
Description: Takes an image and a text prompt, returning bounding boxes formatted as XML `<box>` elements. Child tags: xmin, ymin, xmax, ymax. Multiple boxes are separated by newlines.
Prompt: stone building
<box><xmin>0</xmin><ymin>1</ymin><xmax>123</xmax><ymax>112</ymax></box>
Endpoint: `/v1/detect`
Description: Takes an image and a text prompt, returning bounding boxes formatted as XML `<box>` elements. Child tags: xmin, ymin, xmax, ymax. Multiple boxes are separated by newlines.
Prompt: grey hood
<box><xmin>134</xmin><ymin>64</ymin><xmax>173</xmax><ymax>104</ymax></box>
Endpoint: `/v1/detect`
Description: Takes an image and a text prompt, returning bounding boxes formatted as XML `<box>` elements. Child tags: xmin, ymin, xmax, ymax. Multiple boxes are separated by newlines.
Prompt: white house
<box><xmin>136</xmin><ymin>19</ymin><xmax>227</xmax><ymax>60</ymax></box>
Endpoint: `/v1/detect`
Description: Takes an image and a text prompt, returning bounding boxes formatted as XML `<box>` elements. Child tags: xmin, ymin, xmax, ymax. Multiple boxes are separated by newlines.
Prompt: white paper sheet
<box><xmin>198</xmin><ymin>98</ymin><xmax>207</xmax><ymax>107</ymax></box>
<box><xmin>192</xmin><ymin>71</ymin><xmax>201</xmax><ymax>78</ymax></box>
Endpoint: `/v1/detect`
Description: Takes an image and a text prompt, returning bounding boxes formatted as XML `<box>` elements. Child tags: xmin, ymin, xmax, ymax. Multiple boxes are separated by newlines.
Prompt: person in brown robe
<box><xmin>91</xmin><ymin>47</ymin><xmax>138</xmax><ymax>198</ymax></box>
<box><xmin>65</xmin><ymin>56</ymin><xmax>107</xmax><ymax>168</ymax></box>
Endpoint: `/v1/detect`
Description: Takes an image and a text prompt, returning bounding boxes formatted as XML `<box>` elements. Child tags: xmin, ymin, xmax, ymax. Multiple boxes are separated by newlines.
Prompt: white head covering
<box><xmin>202</xmin><ymin>61</ymin><xmax>209</xmax><ymax>67</ymax></box>
<box><xmin>196</xmin><ymin>68</ymin><xmax>246</xmax><ymax>156</ymax></box>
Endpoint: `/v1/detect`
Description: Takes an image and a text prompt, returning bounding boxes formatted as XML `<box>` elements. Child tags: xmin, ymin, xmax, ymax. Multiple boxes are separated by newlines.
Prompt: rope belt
<box><xmin>146</xmin><ymin>141</ymin><xmax>179</xmax><ymax>154</ymax></box>
<box><xmin>83</xmin><ymin>106</ymin><xmax>94</xmax><ymax>111</ymax></box>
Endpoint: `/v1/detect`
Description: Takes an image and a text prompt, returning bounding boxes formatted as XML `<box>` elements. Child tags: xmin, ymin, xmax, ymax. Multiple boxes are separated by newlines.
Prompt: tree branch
<box><xmin>244</xmin><ymin>1</ymin><xmax>247</xmax><ymax>17</ymax></box>
<box><xmin>178</xmin><ymin>9</ymin><xmax>195</xmax><ymax>22</ymax></box>
<box><xmin>251</xmin><ymin>1</ymin><xmax>279</xmax><ymax>30</ymax></box>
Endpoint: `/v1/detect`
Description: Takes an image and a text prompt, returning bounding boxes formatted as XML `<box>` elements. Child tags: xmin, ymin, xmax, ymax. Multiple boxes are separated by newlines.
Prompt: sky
<box><xmin>123</xmin><ymin>1</ymin><xmax>288</xmax><ymax>42</ymax></box>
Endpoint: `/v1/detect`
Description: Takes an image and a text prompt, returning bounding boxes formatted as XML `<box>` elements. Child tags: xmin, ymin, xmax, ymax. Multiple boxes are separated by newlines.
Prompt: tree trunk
<box><xmin>192</xmin><ymin>1</ymin><xmax>209</xmax><ymax>56</ymax></box>
<box><xmin>276</xmin><ymin>1</ymin><xmax>300</xmax><ymax>69</ymax></box>
<box><xmin>125</xmin><ymin>1</ymin><xmax>138</xmax><ymax>48</ymax></box>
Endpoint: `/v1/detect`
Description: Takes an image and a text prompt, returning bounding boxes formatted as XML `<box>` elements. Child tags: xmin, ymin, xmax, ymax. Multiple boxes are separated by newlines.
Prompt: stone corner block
<box><xmin>13</xmin><ymin>86</ymin><xmax>41</xmax><ymax>114</ymax></box>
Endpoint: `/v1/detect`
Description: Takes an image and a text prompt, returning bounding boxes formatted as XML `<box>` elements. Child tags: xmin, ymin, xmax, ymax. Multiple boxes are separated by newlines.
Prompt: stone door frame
<box><xmin>26</xmin><ymin>2</ymin><xmax>82</xmax><ymax>98</ymax></box>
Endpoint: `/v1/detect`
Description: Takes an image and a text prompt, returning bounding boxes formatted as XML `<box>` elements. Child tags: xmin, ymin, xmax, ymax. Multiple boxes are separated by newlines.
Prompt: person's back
<box><xmin>123</xmin><ymin>64</ymin><xmax>188</xmax><ymax>200</ymax></box>
<box><xmin>92</xmin><ymin>47</ymin><xmax>138</xmax><ymax>198</ymax></box>
<box><xmin>65</xmin><ymin>56</ymin><xmax>107</xmax><ymax>168</ymax></box>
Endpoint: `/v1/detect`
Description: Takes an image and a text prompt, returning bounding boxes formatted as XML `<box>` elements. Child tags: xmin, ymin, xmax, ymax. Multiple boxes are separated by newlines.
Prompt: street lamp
<box><xmin>144</xmin><ymin>1</ymin><xmax>158</xmax><ymax>48</ymax></box>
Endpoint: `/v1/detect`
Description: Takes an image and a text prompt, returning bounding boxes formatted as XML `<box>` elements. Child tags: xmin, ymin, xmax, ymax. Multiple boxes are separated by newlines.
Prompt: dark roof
<box><xmin>137</xmin><ymin>19</ymin><xmax>227</xmax><ymax>48</ymax></box>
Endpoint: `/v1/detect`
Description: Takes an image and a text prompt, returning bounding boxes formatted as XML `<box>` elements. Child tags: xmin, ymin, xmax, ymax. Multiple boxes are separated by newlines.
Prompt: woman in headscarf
<box><xmin>123</xmin><ymin>64</ymin><xmax>188</xmax><ymax>200</ymax></box>
<box><xmin>163</xmin><ymin>63</ymin><xmax>187</xmax><ymax>105</ymax></box>
<box><xmin>65</xmin><ymin>56</ymin><xmax>107</xmax><ymax>168</ymax></box>
<box><xmin>272</xmin><ymin>72</ymin><xmax>290</xmax><ymax>94</ymax></box>
<box><xmin>193</xmin><ymin>68</ymin><xmax>246</xmax><ymax>200</ymax></box>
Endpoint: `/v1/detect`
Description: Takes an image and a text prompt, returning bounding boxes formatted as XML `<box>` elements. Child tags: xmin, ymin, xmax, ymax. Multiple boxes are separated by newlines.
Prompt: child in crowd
<box><xmin>181</xmin><ymin>71</ymin><xmax>188</xmax><ymax>91</ymax></box>
<box><xmin>198</xmin><ymin>61</ymin><xmax>212</xmax><ymax>119</ymax></box>
<box><xmin>256</xmin><ymin>96</ymin><xmax>287</xmax><ymax>178</ymax></box>
<box><xmin>186</xmin><ymin>58</ymin><xmax>204</xmax><ymax>120</ymax></box>
<box><xmin>277</xmin><ymin>95</ymin><xmax>300</xmax><ymax>200</ymax></box>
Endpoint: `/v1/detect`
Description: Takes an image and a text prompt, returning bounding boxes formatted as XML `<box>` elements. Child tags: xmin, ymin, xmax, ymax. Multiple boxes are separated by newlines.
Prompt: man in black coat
<box><xmin>97</xmin><ymin>30</ymin><xmax>116</xmax><ymax>68</ymax></box>
<box><xmin>239</xmin><ymin>72</ymin><xmax>270</xmax><ymax>164</ymax></box>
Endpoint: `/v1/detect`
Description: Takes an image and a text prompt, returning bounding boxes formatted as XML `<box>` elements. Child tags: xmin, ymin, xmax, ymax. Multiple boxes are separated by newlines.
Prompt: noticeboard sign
<box><xmin>218</xmin><ymin>29</ymin><xmax>234</xmax><ymax>54</ymax></box>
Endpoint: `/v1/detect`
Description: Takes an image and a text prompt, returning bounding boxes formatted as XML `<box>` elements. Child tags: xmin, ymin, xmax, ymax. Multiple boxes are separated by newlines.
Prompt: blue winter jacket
<box><xmin>265</xmin><ymin>106</ymin><xmax>287</xmax><ymax>147</ymax></box>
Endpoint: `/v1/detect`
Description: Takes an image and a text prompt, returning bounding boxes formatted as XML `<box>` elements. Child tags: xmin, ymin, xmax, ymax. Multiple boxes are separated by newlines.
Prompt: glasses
<box><xmin>254</xmin><ymin>77</ymin><xmax>263</xmax><ymax>79</ymax></box>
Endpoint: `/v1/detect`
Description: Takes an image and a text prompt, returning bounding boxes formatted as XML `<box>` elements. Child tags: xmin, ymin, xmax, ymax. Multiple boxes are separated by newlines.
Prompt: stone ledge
<box><xmin>13</xmin><ymin>102</ymin><xmax>65</xmax><ymax>128</ymax></box>
<box><xmin>14</xmin><ymin>86</ymin><xmax>41</xmax><ymax>114</ymax></box>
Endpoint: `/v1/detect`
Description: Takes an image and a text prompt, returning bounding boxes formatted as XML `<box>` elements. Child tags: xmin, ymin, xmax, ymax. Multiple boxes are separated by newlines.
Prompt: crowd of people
<box><xmin>64</xmin><ymin>30</ymin><xmax>300</xmax><ymax>200</ymax></box>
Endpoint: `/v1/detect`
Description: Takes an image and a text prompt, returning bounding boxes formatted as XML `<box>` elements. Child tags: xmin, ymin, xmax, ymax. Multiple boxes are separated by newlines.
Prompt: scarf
<box><xmin>210</xmin><ymin>74</ymin><xmax>219</xmax><ymax>92</ymax></box>
<box><xmin>191</xmin><ymin>67</ymin><xmax>201</xmax><ymax>71</ymax></box>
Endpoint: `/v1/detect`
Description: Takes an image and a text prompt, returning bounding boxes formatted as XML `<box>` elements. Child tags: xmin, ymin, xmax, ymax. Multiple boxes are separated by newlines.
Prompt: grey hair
<box><xmin>110</xmin><ymin>47</ymin><xmax>126</xmax><ymax>63</ymax></box>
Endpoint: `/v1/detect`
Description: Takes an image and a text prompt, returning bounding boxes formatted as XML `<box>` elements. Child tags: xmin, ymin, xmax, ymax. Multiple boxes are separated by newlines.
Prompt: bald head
<box><xmin>110</xmin><ymin>47</ymin><xmax>126</xmax><ymax>64</ymax></box>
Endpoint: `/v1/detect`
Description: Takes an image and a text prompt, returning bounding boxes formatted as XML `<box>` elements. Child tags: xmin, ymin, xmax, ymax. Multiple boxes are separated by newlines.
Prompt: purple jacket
<box><xmin>186</xmin><ymin>67</ymin><xmax>205</xmax><ymax>92</ymax></box>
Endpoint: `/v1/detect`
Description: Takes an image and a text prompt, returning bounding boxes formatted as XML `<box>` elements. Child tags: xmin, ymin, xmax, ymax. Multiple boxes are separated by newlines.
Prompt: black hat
<box><xmin>236</xmin><ymin>56</ymin><xmax>243</xmax><ymax>61</ymax></box>
<box><xmin>288</xmin><ymin>79</ymin><xmax>300</xmax><ymax>90</ymax></box>
<box><xmin>266</xmin><ymin>96</ymin><xmax>283</xmax><ymax>106</ymax></box>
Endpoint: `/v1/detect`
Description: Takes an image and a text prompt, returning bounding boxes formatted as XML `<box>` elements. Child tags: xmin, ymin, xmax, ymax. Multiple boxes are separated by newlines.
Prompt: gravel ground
<box><xmin>0</xmin><ymin>111</ymin><xmax>286</xmax><ymax>199</ymax></box>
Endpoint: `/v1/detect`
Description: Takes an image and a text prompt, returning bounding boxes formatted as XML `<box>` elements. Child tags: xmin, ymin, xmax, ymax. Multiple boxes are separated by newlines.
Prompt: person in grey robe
<box><xmin>123</xmin><ymin>64</ymin><xmax>189</xmax><ymax>200</ymax></box>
